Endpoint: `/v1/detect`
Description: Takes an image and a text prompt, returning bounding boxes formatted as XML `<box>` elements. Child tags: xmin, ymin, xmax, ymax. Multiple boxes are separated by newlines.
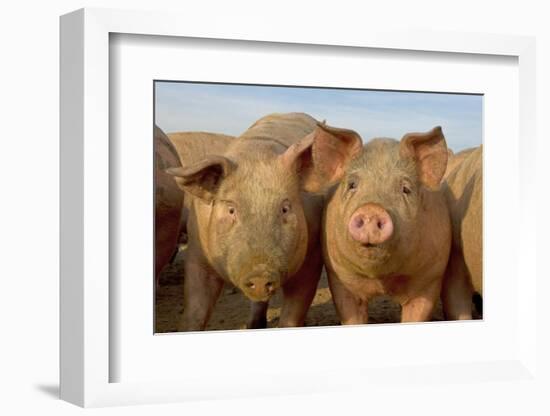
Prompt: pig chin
<box><xmin>353</xmin><ymin>244</ymin><xmax>393</xmax><ymax>273</ymax></box>
<box><xmin>343</xmin><ymin>236</ymin><xmax>397</xmax><ymax>279</ymax></box>
<box><xmin>357</xmin><ymin>243</ymin><xmax>391</xmax><ymax>261</ymax></box>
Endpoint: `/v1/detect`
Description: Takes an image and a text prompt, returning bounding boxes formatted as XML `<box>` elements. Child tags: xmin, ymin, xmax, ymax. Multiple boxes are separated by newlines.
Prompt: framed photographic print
<box><xmin>153</xmin><ymin>80</ymin><xmax>483</xmax><ymax>334</ymax></box>
<box><xmin>60</xmin><ymin>7</ymin><xmax>538</xmax><ymax>408</ymax></box>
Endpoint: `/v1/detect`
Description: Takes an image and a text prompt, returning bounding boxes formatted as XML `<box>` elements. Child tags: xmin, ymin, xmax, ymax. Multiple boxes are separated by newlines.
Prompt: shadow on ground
<box><xmin>34</xmin><ymin>384</ymin><xmax>59</xmax><ymax>399</ymax></box>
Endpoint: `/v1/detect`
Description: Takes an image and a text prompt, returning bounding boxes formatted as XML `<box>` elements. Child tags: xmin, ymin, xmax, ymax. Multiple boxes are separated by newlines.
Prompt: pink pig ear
<box><xmin>166</xmin><ymin>155</ymin><xmax>234</xmax><ymax>202</ymax></box>
<box><xmin>280</xmin><ymin>123</ymin><xmax>363</xmax><ymax>192</ymax></box>
<box><xmin>399</xmin><ymin>126</ymin><xmax>448</xmax><ymax>190</ymax></box>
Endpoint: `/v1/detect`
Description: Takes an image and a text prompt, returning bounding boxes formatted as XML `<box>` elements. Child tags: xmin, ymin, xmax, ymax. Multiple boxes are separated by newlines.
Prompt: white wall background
<box><xmin>0</xmin><ymin>1</ymin><xmax>548</xmax><ymax>415</ymax></box>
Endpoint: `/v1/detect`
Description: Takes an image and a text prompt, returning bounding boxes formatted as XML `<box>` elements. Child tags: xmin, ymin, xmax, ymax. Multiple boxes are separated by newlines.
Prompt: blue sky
<box><xmin>155</xmin><ymin>82</ymin><xmax>482</xmax><ymax>152</ymax></box>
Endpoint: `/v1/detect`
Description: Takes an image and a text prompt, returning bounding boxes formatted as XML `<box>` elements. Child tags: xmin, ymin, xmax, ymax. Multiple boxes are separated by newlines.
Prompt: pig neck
<box><xmin>229</xmin><ymin>136</ymin><xmax>288</xmax><ymax>157</ymax></box>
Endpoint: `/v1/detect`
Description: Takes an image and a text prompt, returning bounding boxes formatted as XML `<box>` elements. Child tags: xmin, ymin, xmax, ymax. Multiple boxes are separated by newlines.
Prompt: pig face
<box><xmin>198</xmin><ymin>157</ymin><xmax>309</xmax><ymax>302</ymax></box>
<box><xmin>324</xmin><ymin>127</ymin><xmax>448</xmax><ymax>278</ymax></box>
<box><xmin>168</xmin><ymin>125</ymin><xmax>358</xmax><ymax>302</ymax></box>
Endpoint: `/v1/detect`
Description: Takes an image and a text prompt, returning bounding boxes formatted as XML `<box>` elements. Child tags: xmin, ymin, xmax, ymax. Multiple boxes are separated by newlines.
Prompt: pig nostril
<box><xmin>246</xmin><ymin>278</ymin><xmax>277</xmax><ymax>294</ymax></box>
<box><xmin>354</xmin><ymin>217</ymin><xmax>364</xmax><ymax>228</ymax></box>
<box><xmin>377</xmin><ymin>220</ymin><xmax>384</xmax><ymax>229</ymax></box>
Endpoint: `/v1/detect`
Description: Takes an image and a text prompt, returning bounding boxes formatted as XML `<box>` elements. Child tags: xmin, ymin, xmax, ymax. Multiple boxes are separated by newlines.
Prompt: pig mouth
<box><xmin>358</xmin><ymin>240</ymin><xmax>385</xmax><ymax>250</ymax></box>
<box><xmin>356</xmin><ymin>242</ymin><xmax>391</xmax><ymax>263</ymax></box>
<box><xmin>240</xmin><ymin>290</ymin><xmax>276</xmax><ymax>303</ymax></box>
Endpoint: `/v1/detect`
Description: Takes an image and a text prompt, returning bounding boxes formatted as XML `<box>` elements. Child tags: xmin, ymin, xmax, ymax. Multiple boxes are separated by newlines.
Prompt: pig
<box><xmin>154</xmin><ymin>125</ymin><xmax>184</xmax><ymax>284</ymax></box>
<box><xmin>316</xmin><ymin>125</ymin><xmax>452</xmax><ymax>323</ymax></box>
<box><xmin>441</xmin><ymin>146</ymin><xmax>482</xmax><ymax>320</ymax></box>
<box><xmin>443</xmin><ymin>147</ymin><xmax>477</xmax><ymax>180</ymax></box>
<box><xmin>167</xmin><ymin>132</ymin><xmax>235</xmax><ymax>245</ymax></box>
<box><xmin>166</xmin><ymin>113</ymin><xmax>330</xmax><ymax>331</ymax></box>
<box><xmin>168</xmin><ymin>132</ymin><xmax>235</xmax><ymax>166</ymax></box>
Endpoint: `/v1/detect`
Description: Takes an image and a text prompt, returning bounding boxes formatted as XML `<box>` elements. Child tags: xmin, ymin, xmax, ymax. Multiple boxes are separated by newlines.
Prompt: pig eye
<box><xmin>348</xmin><ymin>180</ymin><xmax>358</xmax><ymax>191</ymax></box>
<box><xmin>228</xmin><ymin>206</ymin><xmax>236</xmax><ymax>215</ymax></box>
<box><xmin>402</xmin><ymin>185</ymin><xmax>412</xmax><ymax>195</ymax></box>
<box><xmin>281</xmin><ymin>200</ymin><xmax>291</xmax><ymax>215</ymax></box>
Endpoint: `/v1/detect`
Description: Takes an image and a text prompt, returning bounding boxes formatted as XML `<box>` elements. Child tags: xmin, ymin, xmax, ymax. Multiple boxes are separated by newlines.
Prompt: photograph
<box><xmin>153</xmin><ymin>81</ymin><xmax>483</xmax><ymax>332</ymax></box>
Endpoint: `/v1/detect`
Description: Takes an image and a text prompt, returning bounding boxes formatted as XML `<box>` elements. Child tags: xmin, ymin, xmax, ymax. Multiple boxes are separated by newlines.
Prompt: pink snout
<box><xmin>348</xmin><ymin>203</ymin><xmax>394</xmax><ymax>245</ymax></box>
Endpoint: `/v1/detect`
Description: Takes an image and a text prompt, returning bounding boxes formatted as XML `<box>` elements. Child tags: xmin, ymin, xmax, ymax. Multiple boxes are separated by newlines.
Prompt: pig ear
<box><xmin>281</xmin><ymin>123</ymin><xmax>363</xmax><ymax>192</ymax></box>
<box><xmin>399</xmin><ymin>126</ymin><xmax>448</xmax><ymax>190</ymax></box>
<box><xmin>166</xmin><ymin>155</ymin><xmax>234</xmax><ymax>202</ymax></box>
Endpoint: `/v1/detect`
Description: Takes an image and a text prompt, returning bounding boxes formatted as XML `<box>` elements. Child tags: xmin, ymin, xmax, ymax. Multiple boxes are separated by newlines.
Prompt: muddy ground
<box><xmin>155</xmin><ymin>247</ymin><xmax>454</xmax><ymax>332</ymax></box>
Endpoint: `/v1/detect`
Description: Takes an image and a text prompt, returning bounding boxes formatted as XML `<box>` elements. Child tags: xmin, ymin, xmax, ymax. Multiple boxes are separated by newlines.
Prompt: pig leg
<box><xmin>441</xmin><ymin>253</ymin><xmax>474</xmax><ymax>320</ymax></box>
<box><xmin>177</xmin><ymin>261</ymin><xmax>224</xmax><ymax>331</ymax></box>
<box><xmin>247</xmin><ymin>301</ymin><xmax>269</xmax><ymax>329</ymax></box>
<box><xmin>400</xmin><ymin>280</ymin><xmax>441</xmax><ymax>322</ymax></box>
<box><xmin>327</xmin><ymin>271</ymin><xmax>368</xmax><ymax>325</ymax></box>
<box><xmin>278</xmin><ymin>251</ymin><xmax>323</xmax><ymax>327</ymax></box>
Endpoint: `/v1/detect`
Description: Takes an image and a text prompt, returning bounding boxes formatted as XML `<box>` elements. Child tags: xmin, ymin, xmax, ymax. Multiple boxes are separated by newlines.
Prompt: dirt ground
<box><xmin>155</xmin><ymin>247</ymin><xmax>452</xmax><ymax>332</ymax></box>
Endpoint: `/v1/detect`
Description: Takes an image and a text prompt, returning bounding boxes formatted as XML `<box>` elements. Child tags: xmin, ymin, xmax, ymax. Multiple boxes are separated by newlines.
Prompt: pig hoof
<box><xmin>472</xmin><ymin>293</ymin><xmax>483</xmax><ymax>318</ymax></box>
<box><xmin>247</xmin><ymin>317</ymin><xmax>267</xmax><ymax>329</ymax></box>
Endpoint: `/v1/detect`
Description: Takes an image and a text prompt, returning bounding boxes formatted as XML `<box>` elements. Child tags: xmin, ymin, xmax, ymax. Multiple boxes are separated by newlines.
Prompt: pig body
<box><xmin>320</xmin><ymin>127</ymin><xmax>452</xmax><ymax>323</ymax></box>
<box><xmin>154</xmin><ymin>126</ymin><xmax>184</xmax><ymax>283</ymax></box>
<box><xmin>168</xmin><ymin>131</ymin><xmax>235</xmax><ymax>166</ymax></box>
<box><xmin>443</xmin><ymin>147</ymin><xmax>476</xmax><ymax>180</ymax></box>
<box><xmin>167</xmin><ymin>132</ymin><xmax>235</xmax><ymax>243</ymax></box>
<box><xmin>168</xmin><ymin>113</ymin><xmax>325</xmax><ymax>330</ymax></box>
<box><xmin>441</xmin><ymin>146</ymin><xmax>482</xmax><ymax>320</ymax></box>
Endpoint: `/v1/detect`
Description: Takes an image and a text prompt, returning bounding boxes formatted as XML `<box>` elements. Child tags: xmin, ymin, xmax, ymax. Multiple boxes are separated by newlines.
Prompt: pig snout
<box><xmin>348</xmin><ymin>203</ymin><xmax>393</xmax><ymax>245</ymax></box>
<box><xmin>242</xmin><ymin>271</ymin><xmax>279</xmax><ymax>300</ymax></box>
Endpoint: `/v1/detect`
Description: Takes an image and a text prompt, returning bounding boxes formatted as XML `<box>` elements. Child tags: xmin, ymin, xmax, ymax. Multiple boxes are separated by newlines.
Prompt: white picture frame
<box><xmin>60</xmin><ymin>7</ymin><xmax>538</xmax><ymax>408</ymax></box>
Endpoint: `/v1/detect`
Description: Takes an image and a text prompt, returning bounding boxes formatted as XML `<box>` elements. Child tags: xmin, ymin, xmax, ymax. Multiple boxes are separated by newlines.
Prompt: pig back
<box><xmin>443</xmin><ymin>146</ymin><xmax>482</xmax><ymax>292</ymax></box>
<box><xmin>443</xmin><ymin>147</ymin><xmax>477</xmax><ymax>180</ymax></box>
<box><xmin>168</xmin><ymin>132</ymin><xmax>235</xmax><ymax>166</ymax></box>
<box><xmin>238</xmin><ymin>112</ymin><xmax>318</xmax><ymax>149</ymax></box>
